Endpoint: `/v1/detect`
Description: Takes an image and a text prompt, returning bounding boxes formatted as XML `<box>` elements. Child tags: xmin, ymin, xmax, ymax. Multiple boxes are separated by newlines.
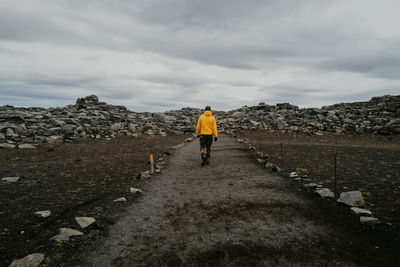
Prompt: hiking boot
<box><xmin>205</xmin><ymin>161</ymin><xmax>210</xmax><ymax>165</ymax></box>
<box><xmin>201</xmin><ymin>158</ymin><xmax>206</xmax><ymax>167</ymax></box>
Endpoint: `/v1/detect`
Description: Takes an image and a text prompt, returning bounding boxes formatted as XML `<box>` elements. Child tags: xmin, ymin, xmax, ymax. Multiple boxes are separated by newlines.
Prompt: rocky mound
<box><xmin>0</xmin><ymin>94</ymin><xmax>399</xmax><ymax>147</ymax></box>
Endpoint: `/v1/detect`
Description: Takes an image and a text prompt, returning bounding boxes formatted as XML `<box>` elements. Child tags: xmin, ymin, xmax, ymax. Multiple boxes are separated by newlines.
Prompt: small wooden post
<box><xmin>150</xmin><ymin>154</ymin><xmax>154</xmax><ymax>174</ymax></box>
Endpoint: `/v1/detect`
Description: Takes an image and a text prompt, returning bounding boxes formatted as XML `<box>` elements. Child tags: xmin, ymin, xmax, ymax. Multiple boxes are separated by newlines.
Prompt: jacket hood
<box><xmin>204</xmin><ymin>110</ymin><xmax>212</xmax><ymax>116</ymax></box>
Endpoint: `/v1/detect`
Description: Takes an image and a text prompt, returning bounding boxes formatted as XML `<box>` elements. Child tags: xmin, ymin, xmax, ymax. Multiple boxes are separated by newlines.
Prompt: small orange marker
<box><xmin>150</xmin><ymin>154</ymin><xmax>154</xmax><ymax>174</ymax></box>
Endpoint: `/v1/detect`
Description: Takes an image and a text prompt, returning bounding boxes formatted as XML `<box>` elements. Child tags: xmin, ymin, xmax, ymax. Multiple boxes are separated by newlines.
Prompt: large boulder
<box><xmin>337</xmin><ymin>191</ymin><xmax>366</xmax><ymax>207</ymax></box>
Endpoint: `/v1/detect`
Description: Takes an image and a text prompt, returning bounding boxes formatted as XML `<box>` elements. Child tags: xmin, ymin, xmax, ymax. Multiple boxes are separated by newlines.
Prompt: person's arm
<box><xmin>196</xmin><ymin>117</ymin><xmax>201</xmax><ymax>137</ymax></box>
<box><xmin>213</xmin><ymin>117</ymin><xmax>218</xmax><ymax>139</ymax></box>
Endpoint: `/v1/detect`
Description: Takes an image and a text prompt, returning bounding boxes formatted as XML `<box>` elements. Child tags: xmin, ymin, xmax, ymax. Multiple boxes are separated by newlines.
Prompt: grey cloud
<box><xmin>1</xmin><ymin>0</ymin><xmax>400</xmax><ymax>111</ymax></box>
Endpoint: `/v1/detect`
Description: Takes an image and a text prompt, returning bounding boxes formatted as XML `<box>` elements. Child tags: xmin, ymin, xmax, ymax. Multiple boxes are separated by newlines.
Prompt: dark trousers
<box><xmin>200</xmin><ymin>135</ymin><xmax>213</xmax><ymax>162</ymax></box>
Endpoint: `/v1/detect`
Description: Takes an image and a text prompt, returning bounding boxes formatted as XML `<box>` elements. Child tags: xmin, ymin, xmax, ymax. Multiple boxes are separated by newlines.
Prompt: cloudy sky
<box><xmin>0</xmin><ymin>0</ymin><xmax>399</xmax><ymax>111</ymax></box>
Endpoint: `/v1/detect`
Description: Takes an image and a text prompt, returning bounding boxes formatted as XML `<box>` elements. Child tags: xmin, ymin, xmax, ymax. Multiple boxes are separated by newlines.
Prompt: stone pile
<box><xmin>217</xmin><ymin>94</ymin><xmax>400</xmax><ymax>135</ymax></box>
<box><xmin>1</xmin><ymin>94</ymin><xmax>399</xmax><ymax>147</ymax></box>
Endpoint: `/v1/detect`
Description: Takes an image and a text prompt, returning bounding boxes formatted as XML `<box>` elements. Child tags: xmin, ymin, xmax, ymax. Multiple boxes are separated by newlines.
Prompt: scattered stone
<box><xmin>17</xmin><ymin>144</ymin><xmax>36</xmax><ymax>149</ymax></box>
<box><xmin>351</xmin><ymin>207</ymin><xmax>372</xmax><ymax>216</ymax></box>
<box><xmin>305</xmin><ymin>183</ymin><xmax>318</xmax><ymax>189</ymax></box>
<box><xmin>9</xmin><ymin>253</ymin><xmax>45</xmax><ymax>267</ymax></box>
<box><xmin>51</xmin><ymin>228</ymin><xmax>83</xmax><ymax>242</ymax></box>
<box><xmin>75</xmin><ymin>217</ymin><xmax>96</xmax><ymax>228</ymax></box>
<box><xmin>0</xmin><ymin>143</ymin><xmax>16</xmax><ymax>149</ymax></box>
<box><xmin>256</xmin><ymin>158</ymin><xmax>265</xmax><ymax>164</ymax></box>
<box><xmin>360</xmin><ymin>216</ymin><xmax>381</xmax><ymax>226</ymax></box>
<box><xmin>272</xmin><ymin>166</ymin><xmax>281</xmax><ymax>172</ymax></box>
<box><xmin>48</xmin><ymin>135</ymin><xmax>63</xmax><ymax>144</ymax></box>
<box><xmin>141</xmin><ymin>171</ymin><xmax>151</xmax><ymax>179</ymax></box>
<box><xmin>337</xmin><ymin>191</ymin><xmax>366</xmax><ymax>207</ymax></box>
<box><xmin>34</xmin><ymin>210</ymin><xmax>51</xmax><ymax>218</ymax></box>
<box><xmin>315</xmin><ymin>188</ymin><xmax>335</xmax><ymax>198</ymax></box>
<box><xmin>130</xmin><ymin>187</ymin><xmax>143</xmax><ymax>194</ymax></box>
<box><xmin>289</xmin><ymin>172</ymin><xmax>298</xmax><ymax>178</ymax></box>
<box><xmin>113</xmin><ymin>197</ymin><xmax>127</xmax><ymax>202</ymax></box>
<box><xmin>2</xmin><ymin>177</ymin><xmax>20</xmax><ymax>182</ymax></box>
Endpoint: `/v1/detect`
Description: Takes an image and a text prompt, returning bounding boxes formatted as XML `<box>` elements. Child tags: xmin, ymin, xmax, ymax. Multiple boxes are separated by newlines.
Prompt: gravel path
<box><xmin>83</xmin><ymin>136</ymin><xmax>365</xmax><ymax>266</ymax></box>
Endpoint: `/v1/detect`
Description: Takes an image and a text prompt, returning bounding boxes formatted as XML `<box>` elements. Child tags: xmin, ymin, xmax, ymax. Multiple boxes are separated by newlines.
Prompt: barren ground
<box><xmin>1</xmin><ymin>134</ymin><xmax>399</xmax><ymax>266</ymax></box>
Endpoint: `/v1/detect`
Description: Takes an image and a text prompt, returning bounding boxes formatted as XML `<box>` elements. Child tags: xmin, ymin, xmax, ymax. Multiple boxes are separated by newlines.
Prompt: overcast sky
<box><xmin>0</xmin><ymin>0</ymin><xmax>399</xmax><ymax>111</ymax></box>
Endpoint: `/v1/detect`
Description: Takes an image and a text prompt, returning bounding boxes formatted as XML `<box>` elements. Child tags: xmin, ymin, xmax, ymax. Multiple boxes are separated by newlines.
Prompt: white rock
<box><xmin>18</xmin><ymin>144</ymin><xmax>37</xmax><ymax>149</ymax></box>
<box><xmin>113</xmin><ymin>197</ymin><xmax>127</xmax><ymax>202</ymax></box>
<box><xmin>48</xmin><ymin>135</ymin><xmax>63</xmax><ymax>144</ymax></box>
<box><xmin>257</xmin><ymin>158</ymin><xmax>265</xmax><ymax>164</ymax></box>
<box><xmin>9</xmin><ymin>253</ymin><xmax>45</xmax><ymax>267</ymax></box>
<box><xmin>289</xmin><ymin>172</ymin><xmax>298</xmax><ymax>178</ymax></box>
<box><xmin>75</xmin><ymin>217</ymin><xmax>96</xmax><ymax>228</ymax></box>
<box><xmin>351</xmin><ymin>207</ymin><xmax>372</xmax><ymax>216</ymax></box>
<box><xmin>337</xmin><ymin>191</ymin><xmax>366</xmax><ymax>207</ymax></box>
<box><xmin>2</xmin><ymin>177</ymin><xmax>20</xmax><ymax>182</ymax></box>
<box><xmin>315</xmin><ymin>188</ymin><xmax>335</xmax><ymax>198</ymax></box>
<box><xmin>304</xmin><ymin>183</ymin><xmax>318</xmax><ymax>189</ymax></box>
<box><xmin>130</xmin><ymin>187</ymin><xmax>142</xmax><ymax>194</ymax></box>
<box><xmin>141</xmin><ymin>171</ymin><xmax>151</xmax><ymax>179</ymax></box>
<box><xmin>51</xmin><ymin>228</ymin><xmax>83</xmax><ymax>242</ymax></box>
<box><xmin>0</xmin><ymin>143</ymin><xmax>16</xmax><ymax>149</ymax></box>
<box><xmin>34</xmin><ymin>210</ymin><xmax>51</xmax><ymax>218</ymax></box>
<box><xmin>360</xmin><ymin>216</ymin><xmax>381</xmax><ymax>226</ymax></box>
<box><xmin>155</xmin><ymin>164</ymin><xmax>164</xmax><ymax>169</ymax></box>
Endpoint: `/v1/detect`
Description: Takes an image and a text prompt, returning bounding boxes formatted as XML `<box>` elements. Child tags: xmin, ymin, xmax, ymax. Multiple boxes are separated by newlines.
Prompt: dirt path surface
<box><xmin>82</xmin><ymin>136</ymin><xmax>396</xmax><ymax>266</ymax></box>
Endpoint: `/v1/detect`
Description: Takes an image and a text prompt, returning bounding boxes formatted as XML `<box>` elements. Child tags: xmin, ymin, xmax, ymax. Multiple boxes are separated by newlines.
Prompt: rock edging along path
<box><xmin>81</xmin><ymin>136</ymin><xmax>386</xmax><ymax>266</ymax></box>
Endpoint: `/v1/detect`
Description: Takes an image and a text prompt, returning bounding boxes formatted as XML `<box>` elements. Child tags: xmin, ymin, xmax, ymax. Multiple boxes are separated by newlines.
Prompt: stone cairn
<box><xmin>0</xmin><ymin>94</ymin><xmax>399</xmax><ymax>147</ymax></box>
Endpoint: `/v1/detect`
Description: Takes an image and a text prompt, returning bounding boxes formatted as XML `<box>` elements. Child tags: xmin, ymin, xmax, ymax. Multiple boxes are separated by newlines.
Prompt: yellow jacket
<box><xmin>196</xmin><ymin>110</ymin><xmax>218</xmax><ymax>137</ymax></box>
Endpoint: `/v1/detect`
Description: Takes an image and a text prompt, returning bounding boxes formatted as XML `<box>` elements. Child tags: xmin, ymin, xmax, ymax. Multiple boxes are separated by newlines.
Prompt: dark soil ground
<box><xmin>0</xmin><ymin>135</ymin><xmax>188</xmax><ymax>266</ymax></box>
<box><xmin>236</xmin><ymin>130</ymin><xmax>400</xmax><ymax>226</ymax></box>
<box><xmin>1</xmin><ymin>133</ymin><xmax>400</xmax><ymax>266</ymax></box>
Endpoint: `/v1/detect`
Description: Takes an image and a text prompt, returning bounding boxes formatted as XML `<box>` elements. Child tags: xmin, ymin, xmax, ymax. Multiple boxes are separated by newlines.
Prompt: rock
<box><xmin>0</xmin><ymin>143</ymin><xmax>16</xmax><ymax>149</ymax></box>
<box><xmin>18</xmin><ymin>144</ymin><xmax>36</xmax><ymax>149</ymax></box>
<box><xmin>305</xmin><ymin>183</ymin><xmax>318</xmax><ymax>189</ymax></box>
<box><xmin>48</xmin><ymin>135</ymin><xmax>63</xmax><ymax>144</ymax></box>
<box><xmin>272</xmin><ymin>165</ymin><xmax>281</xmax><ymax>172</ymax></box>
<box><xmin>337</xmin><ymin>191</ymin><xmax>366</xmax><ymax>207</ymax></box>
<box><xmin>315</xmin><ymin>188</ymin><xmax>335</xmax><ymax>198</ymax></box>
<box><xmin>130</xmin><ymin>187</ymin><xmax>143</xmax><ymax>194</ymax></box>
<box><xmin>360</xmin><ymin>216</ymin><xmax>381</xmax><ymax>226</ymax></box>
<box><xmin>51</xmin><ymin>228</ymin><xmax>83</xmax><ymax>242</ymax></box>
<box><xmin>141</xmin><ymin>171</ymin><xmax>151</xmax><ymax>179</ymax></box>
<box><xmin>256</xmin><ymin>158</ymin><xmax>265</xmax><ymax>164</ymax></box>
<box><xmin>75</xmin><ymin>217</ymin><xmax>96</xmax><ymax>228</ymax></box>
<box><xmin>110</xmin><ymin>123</ymin><xmax>122</xmax><ymax>131</ymax></box>
<box><xmin>34</xmin><ymin>210</ymin><xmax>51</xmax><ymax>218</ymax></box>
<box><xmin>9</xmin><ymin>253</ymin><xmax>44</xmax><ymax>267</ymax></box>
<box><xmin>2</xmin><ymin>177</ymin><xmax>20</xmax><ymax>182</ymax></box>
<box><xmin>289</xmin><ymin>172</ymin><xmax>298</xmax><ymax>178</ymax></box>
<box><xmin>113</xmin><ymin>197</ymin><xmax>127</xmax><ymax>202</ymax></box>
<box><xmin>351</xmin><ymin>207</ymin><xmax>372</xmax><ymax>216</ymax></box>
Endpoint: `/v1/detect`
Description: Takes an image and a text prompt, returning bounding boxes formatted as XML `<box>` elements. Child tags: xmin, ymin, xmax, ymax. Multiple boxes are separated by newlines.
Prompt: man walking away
<box><xmin>196</xmin><ymin>106</ymin><xmax>218</xmax><ymax>166</ymax></box>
